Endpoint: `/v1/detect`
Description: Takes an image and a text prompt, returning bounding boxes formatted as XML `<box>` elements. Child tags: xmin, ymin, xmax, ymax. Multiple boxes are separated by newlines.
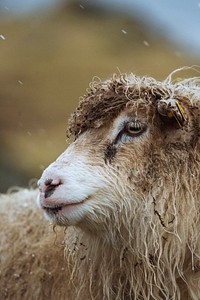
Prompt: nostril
<box><xmin>44</xmin><ymin>178</ymin><xmax>62</xmax><ymax>187</ymax></box>
<box><xmin>44</xmin><ymin>178</ymin><xmax>53</xmax><ymax>186</ymax></box>
<box><xmin>42</xmin><ymin>178</ymin><xmax>62</xmax><ymax>198</ymax></box>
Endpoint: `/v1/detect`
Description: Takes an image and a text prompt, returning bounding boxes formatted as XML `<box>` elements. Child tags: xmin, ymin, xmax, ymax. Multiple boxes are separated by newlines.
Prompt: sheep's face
<box><xmin>38</xmin><ymin>75</ymin><xmax>199</xmax><ymax>234</ymax></box>
<box><xmin>38</xmin><ymin>106</ymin><xmax>160</xmax><ymax>229</ymax></box>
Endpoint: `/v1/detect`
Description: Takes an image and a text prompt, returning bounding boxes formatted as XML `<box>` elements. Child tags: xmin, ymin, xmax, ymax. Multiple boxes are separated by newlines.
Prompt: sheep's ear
<box><xmin>157</xmin><ymin>99</ymin><xmax>187</xmax><ymax>128</ymax></box>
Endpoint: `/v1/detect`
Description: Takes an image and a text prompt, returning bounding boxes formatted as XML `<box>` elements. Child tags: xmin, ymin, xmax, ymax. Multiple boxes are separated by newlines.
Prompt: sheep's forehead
<box><xmin>66</xmin><ymin>73</ymin><xmax>199</xmax><ymax>138</ymax></box>
<box><xmin>67</xmin><ymin>75</ymin><xmax>164</xmax><ymax>138</ymax></box>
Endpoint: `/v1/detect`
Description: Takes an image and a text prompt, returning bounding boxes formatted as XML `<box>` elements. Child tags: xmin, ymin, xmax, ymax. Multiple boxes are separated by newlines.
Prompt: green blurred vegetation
<box><xmin>0</xmin><ymin>2</ymin><xmax>199</xmax><ymax>192</ymax></box>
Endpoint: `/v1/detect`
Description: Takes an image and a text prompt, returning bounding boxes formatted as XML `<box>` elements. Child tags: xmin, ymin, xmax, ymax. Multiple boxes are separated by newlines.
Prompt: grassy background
<box><xmin>0</xmin><ymin>1</ymin><xmax>199</xmax><ymax>192</ymax></box>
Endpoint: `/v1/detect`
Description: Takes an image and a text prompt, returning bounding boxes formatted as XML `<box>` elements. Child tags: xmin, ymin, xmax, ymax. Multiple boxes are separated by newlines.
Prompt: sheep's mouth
<box><xmin>42</xmin><ymin>201</ymin><xmax>84</xmax><ymax>215</ymax></box>
<box><xmin>45</xmin><ymin>205</ymin><xmax>64</xmax><ymax>215</ymax></box>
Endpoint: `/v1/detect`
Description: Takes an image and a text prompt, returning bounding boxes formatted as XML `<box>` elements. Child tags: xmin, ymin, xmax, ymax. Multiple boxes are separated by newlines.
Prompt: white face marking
<box><xmin>38</xmin><ymin>143</ymin><xmax>109</xmax><ymax>226</ymax></box>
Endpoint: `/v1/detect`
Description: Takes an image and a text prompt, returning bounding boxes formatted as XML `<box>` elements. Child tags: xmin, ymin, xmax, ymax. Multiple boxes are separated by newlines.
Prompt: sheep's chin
<box><xmin>43</xmin><ymin>201</ymin><xmax>87</xmax><ymax>226</ymax></box>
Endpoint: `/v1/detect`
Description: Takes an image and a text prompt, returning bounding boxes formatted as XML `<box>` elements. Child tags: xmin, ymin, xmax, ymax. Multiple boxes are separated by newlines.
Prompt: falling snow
<box><xmin>143</xmin><ymin>40</ymin><xmax>150</xmax><ymax>47</ymax></box>
<box><xmin>121</xmin><ymin>29</ymin><xmax>127</xmax><ymax>34</ymax></box>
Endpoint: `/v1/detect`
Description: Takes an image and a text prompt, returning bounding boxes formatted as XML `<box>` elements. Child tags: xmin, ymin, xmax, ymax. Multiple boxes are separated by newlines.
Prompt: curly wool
<box><xmin>67</xmin><ymin>71</ymin><xmax>200</xmax><ymax>138</ymax></box>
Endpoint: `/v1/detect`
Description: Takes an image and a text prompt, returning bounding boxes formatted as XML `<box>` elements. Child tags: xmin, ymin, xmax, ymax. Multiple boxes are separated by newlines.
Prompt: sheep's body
<box><xmin>0</xmin><ymin>189</ymin><xmax>70</xmax><ymax>300</ymax></box>
<box><xmin>1</xmin><ymin>72</ymin><xmax>200</xmax><ymax>299</ymax></box>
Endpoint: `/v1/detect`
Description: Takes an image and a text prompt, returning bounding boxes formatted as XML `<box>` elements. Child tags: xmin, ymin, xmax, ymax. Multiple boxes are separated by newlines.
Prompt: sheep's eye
<box><xmin>115</xmin><ymin>120</ymin><xmax>146</xmax><ymax>144</ymax></box>
<box><xmin>125</xmin><ymin>121</ymin><xmax>144</xmax><ymax>136</ymax></box>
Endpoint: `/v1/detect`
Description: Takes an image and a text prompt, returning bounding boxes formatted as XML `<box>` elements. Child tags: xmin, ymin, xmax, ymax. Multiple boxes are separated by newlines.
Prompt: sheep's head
<box><xmin>38</xmin><ymin>74</ymin><xmax>200</xmax><ymax>241</ymax></box>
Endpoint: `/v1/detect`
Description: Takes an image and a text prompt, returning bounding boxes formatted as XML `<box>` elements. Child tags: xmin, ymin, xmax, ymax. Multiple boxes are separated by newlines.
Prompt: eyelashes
<box><xmin>125</xmin><ymin>121</ymin><xmax>146</xmax><ymax>136</ymax></box>
<box><xmin>114</xmin><ymin>120</ymin><xmax>147</xmax><ymax>144</ymax></box>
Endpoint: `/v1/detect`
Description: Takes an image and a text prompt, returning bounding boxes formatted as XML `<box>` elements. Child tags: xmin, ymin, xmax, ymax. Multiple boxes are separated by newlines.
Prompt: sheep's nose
<box><xmin>44</xmin><ymin>178</ymin><xmax>59</xmax><ymax>186</ymax></box>
<box><xmin>38</xmin><ymin>178</ymin><xmax>62</xmax><ymax>198</ymax></box>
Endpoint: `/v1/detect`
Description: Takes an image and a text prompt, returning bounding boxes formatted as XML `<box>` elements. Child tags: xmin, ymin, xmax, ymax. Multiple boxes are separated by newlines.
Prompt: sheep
<box><xmin>1</xmin><ymin>71</ymin><xmax>200</xmax><ymax>300</ymax></box>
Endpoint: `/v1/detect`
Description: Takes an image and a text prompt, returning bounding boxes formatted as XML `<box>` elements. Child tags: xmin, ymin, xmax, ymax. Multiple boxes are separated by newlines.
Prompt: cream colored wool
<box><xmin>1</xmin><ymin>71</ymin><xmax>200</xmax><ymax>300</ymax></box>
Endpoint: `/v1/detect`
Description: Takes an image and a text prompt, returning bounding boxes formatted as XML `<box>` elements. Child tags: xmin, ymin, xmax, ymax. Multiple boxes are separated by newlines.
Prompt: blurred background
<box><xmin>0</xmin><ymin>0</ymin><xmax>200</xmax><ymax>192</ymax></box>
